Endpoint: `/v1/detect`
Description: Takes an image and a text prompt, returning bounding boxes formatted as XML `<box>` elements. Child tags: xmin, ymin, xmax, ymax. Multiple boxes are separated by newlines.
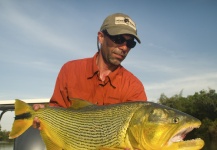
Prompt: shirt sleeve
<box><xmin>124</xmin><ymin>75</ymin><xmax>147</xmax><ymax>102</ymax></box>
<box><xmin>49</xmin><ymin>63</ymin><xmax>71</xmax><ymax>108</ymax></box>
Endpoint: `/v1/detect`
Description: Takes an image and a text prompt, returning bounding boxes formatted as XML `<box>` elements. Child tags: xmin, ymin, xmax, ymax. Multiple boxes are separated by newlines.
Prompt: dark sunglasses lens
<box><xmin>104</xmin><ymin>31</ymin><xmax>136</xmax><ymax>48</ymax></box>
<box><xmin>112</xmin><ymin>35</ymin><xmax>125</xmax><ymax>44</ymax></box>
<box><xmin>127</xmin><ymin>40</ymin><xmax>136</xmax><ymax>48</ymax></box>
<box><xmin>113</xmin><ymin>36</ymin><xmax>136</xmax><ymax>48</ymax></box>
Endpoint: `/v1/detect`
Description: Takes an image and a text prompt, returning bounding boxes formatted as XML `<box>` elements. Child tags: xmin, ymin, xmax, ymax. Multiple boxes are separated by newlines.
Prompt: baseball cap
<box><xmin>100</xmin><ymin>13</ymin><xmax>141</xmax><ymax>43</ymax></box>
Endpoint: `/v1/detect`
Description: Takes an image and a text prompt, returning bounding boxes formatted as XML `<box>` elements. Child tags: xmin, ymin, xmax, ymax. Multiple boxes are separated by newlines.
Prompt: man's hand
<box><xmin>32</xmin><ymin>104</ymin><xmax>45</xmax><ymax>130</ymax></box>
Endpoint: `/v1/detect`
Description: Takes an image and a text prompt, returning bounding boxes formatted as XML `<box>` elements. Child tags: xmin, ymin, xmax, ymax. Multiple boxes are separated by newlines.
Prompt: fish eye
<box><xmin>172</xmin><ymin>117</ymin><xmax>179</xmax><ymax>123</ymax></box>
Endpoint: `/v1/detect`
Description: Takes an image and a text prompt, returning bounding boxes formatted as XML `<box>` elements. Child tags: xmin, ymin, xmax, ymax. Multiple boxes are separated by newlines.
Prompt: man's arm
<box><xmin>50</xmin><ymin>62</ymin><xmax>72</xmax><ymax>108</ymax></box>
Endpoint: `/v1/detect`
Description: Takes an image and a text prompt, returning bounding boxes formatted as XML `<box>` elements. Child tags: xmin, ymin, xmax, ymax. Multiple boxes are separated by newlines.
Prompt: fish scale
<box><xmin>35</xmin><ymin>103</ymin><xmax>142</xmax><ymax>149</ymax></box>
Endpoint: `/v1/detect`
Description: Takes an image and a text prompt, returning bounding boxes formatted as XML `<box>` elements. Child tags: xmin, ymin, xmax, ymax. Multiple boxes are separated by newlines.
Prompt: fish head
<box><xmin>128</xmin><ymin>102</ymin><xmax>204</xmax><ymax>150</ymax></box>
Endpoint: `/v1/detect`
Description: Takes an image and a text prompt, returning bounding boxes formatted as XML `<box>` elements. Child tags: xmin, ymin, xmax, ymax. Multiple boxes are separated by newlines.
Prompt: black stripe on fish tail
<box><xmin>15</xmin><ymin>112</ymin><xmax>32</xmax><ymax>120</ymax></box>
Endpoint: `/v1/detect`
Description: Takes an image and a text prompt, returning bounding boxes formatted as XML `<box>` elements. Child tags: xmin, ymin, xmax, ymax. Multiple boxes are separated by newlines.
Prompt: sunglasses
<box><xmin>103</xmin><ymin>30</ymin><xmax>136</xmax><ymax>48</ymax></box>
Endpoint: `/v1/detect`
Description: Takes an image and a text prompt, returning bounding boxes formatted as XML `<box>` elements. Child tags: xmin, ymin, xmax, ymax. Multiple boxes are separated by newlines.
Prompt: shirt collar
<box><xmin>87</xmin><ymin>52</ymin><xmax>123</xmax><ymax>88</ymax></box>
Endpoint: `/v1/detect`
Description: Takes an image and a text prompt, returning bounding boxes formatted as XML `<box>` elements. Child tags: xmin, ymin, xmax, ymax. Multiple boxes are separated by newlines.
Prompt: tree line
<box><xmin>0</xmin><ymin>126</ymin><xmax>13</xmax><ymax>142</ymax></box>
<box><xmin>159</xmin><ymin>89</ymin><xmax>217</xmax><ymax>150</ymax></box>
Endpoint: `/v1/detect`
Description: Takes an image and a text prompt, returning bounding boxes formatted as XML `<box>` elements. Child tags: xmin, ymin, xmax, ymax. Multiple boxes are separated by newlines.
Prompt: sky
<box><xmin>0</xmin><ymin>0</ymin><xmax>217</xmax><ymax>130</ymax></box>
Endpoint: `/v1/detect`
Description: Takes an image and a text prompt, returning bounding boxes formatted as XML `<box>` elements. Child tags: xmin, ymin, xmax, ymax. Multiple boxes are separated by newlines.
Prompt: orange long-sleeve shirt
<box><xmin>50</xmin><ymin>53</ymin><xmax>147</xmax><ymax>107</ymax></box>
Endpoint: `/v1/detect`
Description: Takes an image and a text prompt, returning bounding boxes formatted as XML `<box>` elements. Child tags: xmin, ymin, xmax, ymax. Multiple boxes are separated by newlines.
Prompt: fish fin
<box><xmin>9</xmin><ymin>99</ymin><xmax>34</xmax><ymax>139</ymax></box>
<box><xmin>128</xmin><ymin>124</ymin><xmax>142</xmax><ymax>147</ymax></box>
<box><xmin>69</xmin><ymin>98</ymin><xmax>95</xmax><ymax>109</ymax></box>
<box><xmin>41</xmin><ymin>131</ymin><xmax>62</xmax><ymax>150</ymax></box>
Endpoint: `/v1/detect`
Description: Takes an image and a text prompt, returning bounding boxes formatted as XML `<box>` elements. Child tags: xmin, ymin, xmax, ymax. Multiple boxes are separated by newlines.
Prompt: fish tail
<box><xmin>9</xmin><ymin>99</ymin><xmax>34</xmax><ymax>139</ymax></box>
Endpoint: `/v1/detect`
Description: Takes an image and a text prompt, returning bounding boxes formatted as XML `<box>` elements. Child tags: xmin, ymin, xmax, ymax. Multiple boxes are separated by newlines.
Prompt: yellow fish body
<box><xmin>9</xmin><ymin>99</ymin><xmax>204</xmax><ymax>150</ymax></box>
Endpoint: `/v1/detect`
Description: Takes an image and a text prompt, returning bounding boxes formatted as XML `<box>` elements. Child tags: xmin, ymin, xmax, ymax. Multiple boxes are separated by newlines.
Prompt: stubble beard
<box><xmin>109</xmin><ymin>48</ymin><xmax>128</xmax><ymax>65</ymax></box>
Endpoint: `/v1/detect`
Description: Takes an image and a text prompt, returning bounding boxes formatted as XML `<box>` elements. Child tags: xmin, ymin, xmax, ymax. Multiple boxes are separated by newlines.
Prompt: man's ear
<box><xmin>98</xmin><ymin>31</ymin><xmax>104</xmax><ymax>45</ymax></box>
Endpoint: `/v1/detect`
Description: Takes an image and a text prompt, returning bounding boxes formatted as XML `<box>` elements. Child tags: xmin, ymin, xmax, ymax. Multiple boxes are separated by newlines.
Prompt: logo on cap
<box><xmin>115</xmin><ymin>17</ymin><xmax>136</xmax><ymax>31</ymax></box>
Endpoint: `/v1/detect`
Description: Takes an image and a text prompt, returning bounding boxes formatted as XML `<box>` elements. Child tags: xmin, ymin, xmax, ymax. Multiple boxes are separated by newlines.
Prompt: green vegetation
<box><xmin>159</xmin><ymin>89</ymin><xmax>217</xmax><ymax>150</ymax></box>
<box><xmin>0</xmin><ymin>125</ymin><xmax>13</xmax><ymax>143</ymax></box>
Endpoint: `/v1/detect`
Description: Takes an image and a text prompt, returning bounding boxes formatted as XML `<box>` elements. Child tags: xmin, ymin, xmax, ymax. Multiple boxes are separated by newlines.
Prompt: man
<box><xmin>33</xmin><ymin>12</ymin><xmax>147</xmax><ymax>126</ymax></box>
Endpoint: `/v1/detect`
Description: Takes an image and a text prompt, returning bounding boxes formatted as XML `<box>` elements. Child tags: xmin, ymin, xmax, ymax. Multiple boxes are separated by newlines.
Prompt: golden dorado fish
<box><xmin>9</xmin><ymin>99</ymin><xmax>204</xmax><ymax>150</ymax></box>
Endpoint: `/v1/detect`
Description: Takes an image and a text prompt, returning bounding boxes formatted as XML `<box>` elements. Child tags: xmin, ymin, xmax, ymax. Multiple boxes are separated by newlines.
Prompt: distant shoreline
<box><xmin>0</xmin><ymin>141</ymin><xmax>13</xmax><ymax>144</ymax></box>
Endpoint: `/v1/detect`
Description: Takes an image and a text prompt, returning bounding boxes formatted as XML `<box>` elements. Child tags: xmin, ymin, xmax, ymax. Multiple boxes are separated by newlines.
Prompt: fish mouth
<box><xmin>169</xmin><ymin>127</ymin><xmax>195</xmax><ymax>143</ymax></box>
<box><xmin>168</xmin><ymin>125</ymin><xmax>204</xmax><ymax>149</ymax></box>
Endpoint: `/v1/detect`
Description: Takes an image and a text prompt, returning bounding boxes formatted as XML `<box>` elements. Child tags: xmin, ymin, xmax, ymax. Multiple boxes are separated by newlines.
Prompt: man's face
<box><xmin>99</xmin><ymin>31</ymin><xmax>134</xmax><ymax>66</ymax></box>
